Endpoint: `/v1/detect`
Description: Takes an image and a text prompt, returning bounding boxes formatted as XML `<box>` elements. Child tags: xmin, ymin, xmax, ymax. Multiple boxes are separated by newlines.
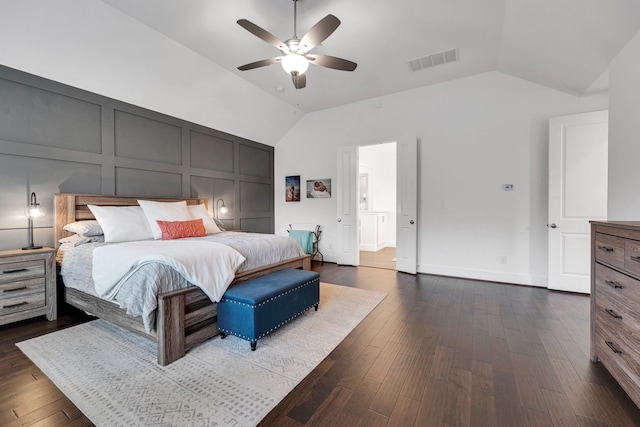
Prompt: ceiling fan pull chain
<box><xmin>293</xmin><ymin>0</ymin><xmax>298</xmax><ymax>39</ymax></box>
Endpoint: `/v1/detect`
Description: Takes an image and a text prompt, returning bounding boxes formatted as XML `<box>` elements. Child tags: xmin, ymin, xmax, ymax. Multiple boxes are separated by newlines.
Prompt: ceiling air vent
<box><xmin>409</xmin><ymin>48</ymin><xmax>458</xmax><ymax>72</ymax></box>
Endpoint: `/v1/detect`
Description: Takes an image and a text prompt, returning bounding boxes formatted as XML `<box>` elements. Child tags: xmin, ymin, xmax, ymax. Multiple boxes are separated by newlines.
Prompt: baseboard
<box><xmin>417</xmin><ymin>264</ymin><xmax>544</xmax><ymax>287</ymax></box>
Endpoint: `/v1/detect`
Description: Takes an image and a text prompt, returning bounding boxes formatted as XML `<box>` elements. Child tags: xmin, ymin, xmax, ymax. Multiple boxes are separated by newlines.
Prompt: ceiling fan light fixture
<box><xmin>281</xmin><ymin>53</ymin><xmax>309</xmax><ymax>75</ymax></box>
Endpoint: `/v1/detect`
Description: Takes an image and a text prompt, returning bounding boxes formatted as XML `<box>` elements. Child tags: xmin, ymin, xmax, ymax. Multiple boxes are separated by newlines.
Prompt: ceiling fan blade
<box><xmin>298</xmin><ymin>14</ymin><xmax>341</xmax><ymax>52</ymax></box>
<box><xmin>307</xmin><ymin>54</ymin><xmax>357</xmax><ymax>71</ymax></box>
<box><xmin>291</xmin><ymin>72</ymin><xmax>306</xmax><ymax>89</ymax></box>
<box><xmin>237</xmin><ymin>19</ymin><xmax>288</xmax><ymax>51</ymax></box>
<box><xmin>238</xmin><ymin>57</ymin><xmax>282</xmax><ymax>71</ymax></box>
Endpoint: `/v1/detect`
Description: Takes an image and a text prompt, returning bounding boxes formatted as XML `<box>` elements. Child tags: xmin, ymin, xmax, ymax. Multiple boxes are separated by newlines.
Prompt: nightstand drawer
<box><xmin>0</xmin><ymin>259</ymin><xmax>45</xmax><ymax>283</ymax></box>
<box><xmin>0</xmin><ymin>277</ymin><xmax>46</xmax><ymax>316</ymax></box>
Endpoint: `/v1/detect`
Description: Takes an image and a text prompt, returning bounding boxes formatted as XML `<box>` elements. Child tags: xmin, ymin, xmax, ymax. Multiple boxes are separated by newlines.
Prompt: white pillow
<box><xmin>58</xmin><ymin>234</ymin><xmax>105</xmax><ymax>246</ymax></box>
<box><xmin>137</xmin><ymin>200</ymin><xmax>192</xmax><ymax>239</ymax></box>
<box><xmin>88</xmin><ymin>205</ymin><xmax>154</xmax><ymax>243</ymax></box>
<box><xmin>188</xmin><ymin>204</ymin><xmax>222</xmax><ymax>234</ymax></box>
<box><xmin>63</xmin><ymin>220</ymin><xmax>103</xmax><ymax>237</ymax></box>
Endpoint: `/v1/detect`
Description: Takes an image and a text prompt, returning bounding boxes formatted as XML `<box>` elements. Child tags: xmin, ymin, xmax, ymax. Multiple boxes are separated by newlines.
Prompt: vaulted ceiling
<box><xmin>102</xmin><ymin>0</ymin><xmax>640</xmax><ymax>113</ymax></box>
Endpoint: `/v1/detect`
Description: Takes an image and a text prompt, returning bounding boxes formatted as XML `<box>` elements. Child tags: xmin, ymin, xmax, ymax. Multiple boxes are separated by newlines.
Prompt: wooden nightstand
<box><xmin>0</xmin><ymin>247</ymin><xmax>57</xmax><ymax>326</ymax></box>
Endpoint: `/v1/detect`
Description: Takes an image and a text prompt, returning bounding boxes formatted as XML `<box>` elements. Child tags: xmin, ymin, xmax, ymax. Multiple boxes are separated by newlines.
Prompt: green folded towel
<box><xmin>289</xmin><ymin>230</ymin><xmax>313</xmax><ymax>255</ymax></box>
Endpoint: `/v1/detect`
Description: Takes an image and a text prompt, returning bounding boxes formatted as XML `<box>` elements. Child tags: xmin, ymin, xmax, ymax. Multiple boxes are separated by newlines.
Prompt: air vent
<box><xmin>409</xmin><ymin>48</ymin><xmax>458</xmax><ymax>72</ymax></box>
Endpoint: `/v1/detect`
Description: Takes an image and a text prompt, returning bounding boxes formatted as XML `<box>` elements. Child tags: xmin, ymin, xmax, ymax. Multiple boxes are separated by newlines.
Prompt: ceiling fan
<box><xmin>237</xmin><ymin>0</ymin><xmax>357</xmax><ymax>89</ymax></box>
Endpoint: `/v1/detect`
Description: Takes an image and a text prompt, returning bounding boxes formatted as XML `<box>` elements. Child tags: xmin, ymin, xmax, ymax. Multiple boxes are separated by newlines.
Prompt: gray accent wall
<box><xmin>0</xmin><ymin>65</ymin><xmax>274</xmax><ymax>250</ymax></box>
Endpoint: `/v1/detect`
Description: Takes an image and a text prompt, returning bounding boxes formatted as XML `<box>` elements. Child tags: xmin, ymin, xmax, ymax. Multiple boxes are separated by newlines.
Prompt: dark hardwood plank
<box><xmin>387</xmin><ymin>395</ymin><xmax>420</xmax><ymax>426</ymax></box>
<box><xmin>369</xmin><ymin>352</ymin><xmax>413</xmax><ymax>416</ymax></box>
<box><xmin>442</xmin><ymin>367</ymin><xmax>472</xmax><ymax>426</ymax></box>
<box><xmin>414</xmin><ymin>376</ymin><xmax>448</xmax><ymax>425</ymax></box>
<box><xmin>542</xmin><ymin>388</ymin><xmax>582</xmax><ymax>427</ymax></box>
<box><xmin>1</xmin><ymin>263</ymin><xmax>640</xmax><ymax>426</ymax></box>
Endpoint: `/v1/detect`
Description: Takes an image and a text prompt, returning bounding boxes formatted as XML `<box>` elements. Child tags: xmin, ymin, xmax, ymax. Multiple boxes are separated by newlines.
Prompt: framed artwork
<box><xmin>286</xmin><ymin>175</ymin><xmax>301</xmax><ymax>202</ymax></box>
<box><xmin>306</xmin><ymin>178</ymin><xmax>332</xmax><ymax>198</ymax></box>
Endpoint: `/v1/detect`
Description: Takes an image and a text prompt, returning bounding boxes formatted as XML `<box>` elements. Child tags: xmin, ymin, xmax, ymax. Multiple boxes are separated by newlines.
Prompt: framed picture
<box><xmin>286</xmin><ymin>175</ymin><xmax>301</xmax><ymax>202</ymax></box>
<box><xmin>306</xmin><ymin>178</ymin><xmax>332</xmax><ymax>198</ymax></box>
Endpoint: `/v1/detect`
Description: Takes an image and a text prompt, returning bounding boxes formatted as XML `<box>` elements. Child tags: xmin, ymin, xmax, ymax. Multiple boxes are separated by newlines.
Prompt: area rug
<box><xmin>17</xmin><ymin>283</ymin><xmax>386</xmax><ymax>427</ymax></box>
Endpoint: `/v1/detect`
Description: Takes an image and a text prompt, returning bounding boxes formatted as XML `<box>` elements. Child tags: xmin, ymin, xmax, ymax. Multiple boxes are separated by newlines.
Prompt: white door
<box><xmin>548</xmin><ymin>111</ymin><xmax>608</xmax><ymax>293</ymax></box>
<box><xmin>396</xmin><ymin>137</ymin><xmax>418</xmax><ymax>274</ymax></box>
<box><xmin>336</xmin><ymin>146</ymin><xmax>359</xmax><ymax>265</ymax></box>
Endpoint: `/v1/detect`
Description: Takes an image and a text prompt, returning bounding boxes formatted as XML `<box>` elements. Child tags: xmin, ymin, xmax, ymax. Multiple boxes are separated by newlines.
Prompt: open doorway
<box><xmin>358</xmin><ymin>142</ymin><xmax>397</xmax><ymax>270</ymax></box>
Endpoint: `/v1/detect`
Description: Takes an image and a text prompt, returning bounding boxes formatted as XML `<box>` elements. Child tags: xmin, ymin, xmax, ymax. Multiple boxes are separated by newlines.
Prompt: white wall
<box><xmin>275</xmin><ymin>71</ymin><xmax>607</xmax><ymax>286</ymax></box>
<box><xmin>359</xmin><ymin>143</ymin><xmax>397</xmax><ymax>246</ymax></box>
<box><xmin>0</xmin><ymin>0</ymin><xmax>302</xmax><ymax>146</ymax></box>
<box><xmin>608</xmin><ymin>32</ymin><xmax>640</xmax><ymax>219</ymax></box>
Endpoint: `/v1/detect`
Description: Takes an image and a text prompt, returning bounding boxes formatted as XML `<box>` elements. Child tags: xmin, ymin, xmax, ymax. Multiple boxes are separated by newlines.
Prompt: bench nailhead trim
<box><xmin>220</xmin><ymin>278</ymin><xmax>318</xmax><ymax>308</ymax></box>
<box><xmin>218</xmin><ymin>302</ymin><xmax>318</xmax><ymax>341</ymax></box>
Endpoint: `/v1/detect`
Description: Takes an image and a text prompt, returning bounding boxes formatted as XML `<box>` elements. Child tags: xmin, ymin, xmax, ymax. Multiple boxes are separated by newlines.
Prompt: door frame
<box><xmin>337</xmin><ymin>135</ymin><xmax>418</xmax><ymax>273</ymax></box>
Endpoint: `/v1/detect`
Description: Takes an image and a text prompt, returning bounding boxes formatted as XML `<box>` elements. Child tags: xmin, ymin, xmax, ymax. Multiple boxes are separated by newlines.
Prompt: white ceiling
<box><xmin>100</xmin><ymin>0</ymin><xmax>640</xmax><ymax>113</ymax></box>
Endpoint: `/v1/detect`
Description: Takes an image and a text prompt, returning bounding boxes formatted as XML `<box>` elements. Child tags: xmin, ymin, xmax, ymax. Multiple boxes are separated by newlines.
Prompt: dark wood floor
<box><xmin>2</xmin><ymin>263</ymin><xmax>640</xmax><ymax>426</ymax></box>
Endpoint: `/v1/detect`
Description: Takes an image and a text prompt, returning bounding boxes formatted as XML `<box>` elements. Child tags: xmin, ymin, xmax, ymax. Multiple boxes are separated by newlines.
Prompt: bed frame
<box><xmin>53</xmin><ymin>193</ymin><xmax>311</xmax><ymax>365</ymax></box>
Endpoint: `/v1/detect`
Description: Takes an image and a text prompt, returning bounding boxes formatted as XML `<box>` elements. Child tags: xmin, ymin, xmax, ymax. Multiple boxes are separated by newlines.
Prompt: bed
<box><xmin>53</xmin><ymin>193</ymin><xmax>311</xmax><ymax>365</ymax></box>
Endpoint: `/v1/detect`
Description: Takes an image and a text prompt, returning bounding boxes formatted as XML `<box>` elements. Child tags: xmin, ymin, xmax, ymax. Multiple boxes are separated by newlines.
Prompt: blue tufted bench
<box><xmin>217</xmin><ymin>269</ymin><xmax>320</xmax><ymax>350</ymax></box>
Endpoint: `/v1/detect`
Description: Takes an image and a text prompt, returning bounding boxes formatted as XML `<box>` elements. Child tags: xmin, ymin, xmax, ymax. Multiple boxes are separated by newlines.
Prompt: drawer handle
<box><xmin>2</xmin><ymin>301</ymin><xmax>29</xmax><ymax>309</ymax></box>
<box><xmin>2</xmin><ymin>286</ymin><xmax>28</xmax><ymax>293</ymax></box>
<box><xmin>606</xmin><ymin>340</ymin><xmax>623</xmax><ymax>355</ymax></box>
<box><xmin>630</xmin><ymin>256</ymin><xmax>640</xmax><ymax>263</ymax></box>
<box><xmin>605</xmin><ymin>308</ymin><xmax>622</xmax><ymax>319</ymax></box>
<box><xmin>605</xmin><ymin>280</ymin><xmax>623</xmax><ymax>289</ymax></box>
<box><xmin>597</xmin><ymin>245</ymin><xmax>614</xmax><ymax>252</ymax></box>
<box><xmin>1</xmin><ymin>268</ymin><xmax>28</xmax><ymax>275</ymax></box>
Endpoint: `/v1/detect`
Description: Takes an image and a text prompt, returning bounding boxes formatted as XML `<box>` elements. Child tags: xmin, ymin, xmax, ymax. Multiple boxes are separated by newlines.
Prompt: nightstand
<box><xmin>0</xmin><ymin>247</ymin><xmax>57</xmax><ymax>326</ymax></box>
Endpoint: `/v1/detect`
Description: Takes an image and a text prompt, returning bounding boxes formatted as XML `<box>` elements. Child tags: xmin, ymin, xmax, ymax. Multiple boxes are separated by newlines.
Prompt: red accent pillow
<box><xmin>156</xmin><ymin>218</ymin><xmax>206</xmax><ymax>240</ymax></box>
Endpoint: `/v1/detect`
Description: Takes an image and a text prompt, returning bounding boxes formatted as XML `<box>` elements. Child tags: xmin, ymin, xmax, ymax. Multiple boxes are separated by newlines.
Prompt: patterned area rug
<box><xmin>17</xmin><ymin>283</ymin><xmax>386</xmax><ymax>427</ymax></box>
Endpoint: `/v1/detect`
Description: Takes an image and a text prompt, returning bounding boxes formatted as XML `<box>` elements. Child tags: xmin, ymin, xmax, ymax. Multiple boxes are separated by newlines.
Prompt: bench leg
<box><xmin>220</xmin><ymin>332</ymin><xmax>227</xmax><ymax>339</ymax></box>
<box><xmin>314</xmin><ymin>303</ymin><xmax>319</xmax><ymax>311</ymax></box>
<box><xmin>251</xmin><ymin>341</ymin><xmax>257</xmax><ymax>351</ymax></box>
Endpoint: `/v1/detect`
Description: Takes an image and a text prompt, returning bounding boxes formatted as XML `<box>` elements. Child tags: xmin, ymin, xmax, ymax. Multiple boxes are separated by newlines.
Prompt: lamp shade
<box><xmin>23</xmin><ymin>192</ymin><xmax>44</xmax><ymax>250</ymax></box>
<box><xmin>215</xmin><ymin>198</ymin><xmax>228</xmax><ymax>219</ymax></box>
<box><xmin>24</xmin><ymin>192</ymin><xmax>45</xmax><ymax>219</ymax></box>
<box><xmin>25</xmin><ymin>203</ymin><xmax>44</xmax><ymax>219</ymax></box>
<box><xmin>281</xmin><ymin>54</ymin><xmax>309</xmax><ymax>75</ymax></box>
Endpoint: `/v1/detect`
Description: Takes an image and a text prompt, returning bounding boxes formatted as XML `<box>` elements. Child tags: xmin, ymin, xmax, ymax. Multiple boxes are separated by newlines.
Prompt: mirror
<box><xmin>359</xmin><ymin>173</ymin><xmax>368</xmax><ymax>210</ymax></box>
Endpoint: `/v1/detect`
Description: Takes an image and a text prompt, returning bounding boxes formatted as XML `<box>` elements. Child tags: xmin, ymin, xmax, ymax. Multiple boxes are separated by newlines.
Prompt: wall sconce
<box><xmin>23</xmin><ymin>192</ymin><xmax>45</xmax><ymax>250</ymax></box>
<box><xmin>215</xmin><ymin>198</ymin><xmax>228</xmax><ymax>219</ymax></box>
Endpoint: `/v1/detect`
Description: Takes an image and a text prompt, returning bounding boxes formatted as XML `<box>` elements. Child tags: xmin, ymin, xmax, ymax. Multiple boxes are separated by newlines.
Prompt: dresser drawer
<box><xmin>595</xmin><ymin>263</ymin><xmax>640</xmax><ymax>307</ymax></box>
<box><xmin>0</xmin><ymin>277</ymin><xmax>46</xmax><ymax>316</ymax></box>
<box><xmin>595</xmin><ymin>233</ymin><xmax>625</xmax><ymax>268</ymax></box>
<box><xmin>594</xmin><ymin>327</ymin><xmax>640</xmax><ymax>400</ymax></box>
<box><xmin>0</xmin><ymin>259</ymin><xmax>45</xmax><ymax>284</ymax></box>
<box><xmin>625</xmin><ymin>239</ymin><xmax>640</xmax><ymax>277</ymax></box>
<box><xmin>594</xmin><ymin>293</ymin><xmax>640</xmax><ymax>362</ymax></box>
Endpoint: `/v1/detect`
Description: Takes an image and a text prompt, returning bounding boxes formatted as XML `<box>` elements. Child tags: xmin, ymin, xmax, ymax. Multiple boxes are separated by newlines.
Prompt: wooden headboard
<box><xmin>54</xmin><ymin>193</ymin><xmax>208</xmax><ymax>248</ymax></box>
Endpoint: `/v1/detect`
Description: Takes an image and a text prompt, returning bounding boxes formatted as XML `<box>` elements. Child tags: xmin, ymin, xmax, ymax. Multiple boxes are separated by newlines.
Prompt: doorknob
<box><xmin>548</xmin><ymin>223</ymin><xmax>557</xmax><ymax>228</ymax></box>
<box><xmin>410</xmin><ymin>220</ymin><xmax>415</xmax><ymax>225</ymax></box>
<box><xmin>337</xmin><ymin>218</ymin><xmax>342</xmax><ymax>222</ymax></box>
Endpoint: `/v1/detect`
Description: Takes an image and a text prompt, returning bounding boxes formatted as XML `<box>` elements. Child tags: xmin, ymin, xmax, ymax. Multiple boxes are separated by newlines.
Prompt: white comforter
<box><xmin>92</xmin><ymin>239</ymin><xmax>246</xmax><ymax>303</ymax></box>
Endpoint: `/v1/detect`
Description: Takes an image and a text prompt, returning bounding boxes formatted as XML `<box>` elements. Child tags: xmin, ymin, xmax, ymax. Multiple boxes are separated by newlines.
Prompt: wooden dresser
<box><xmin>590</xmin><ymin>221</ymin><xmax>640</xmax><ymax>408</ymax></box>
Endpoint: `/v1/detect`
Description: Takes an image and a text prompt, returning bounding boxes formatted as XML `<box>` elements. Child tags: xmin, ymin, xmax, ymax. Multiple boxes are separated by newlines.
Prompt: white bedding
<box><xmin>92</xmin><ymin>239</ymin><xmax>246</xmax><ymax>303</ymax></box>
<box><xmin>60</xmin><ymin>232</ymin><xmax>306</xmax><ymax>333</ymax></box>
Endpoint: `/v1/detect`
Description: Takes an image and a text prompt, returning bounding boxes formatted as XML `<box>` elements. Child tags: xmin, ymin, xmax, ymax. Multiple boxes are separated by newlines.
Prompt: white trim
<box><xmin>418</xmin><ymin>264</ymin><xmax>546</xmax><ymax>287</ymax></box>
